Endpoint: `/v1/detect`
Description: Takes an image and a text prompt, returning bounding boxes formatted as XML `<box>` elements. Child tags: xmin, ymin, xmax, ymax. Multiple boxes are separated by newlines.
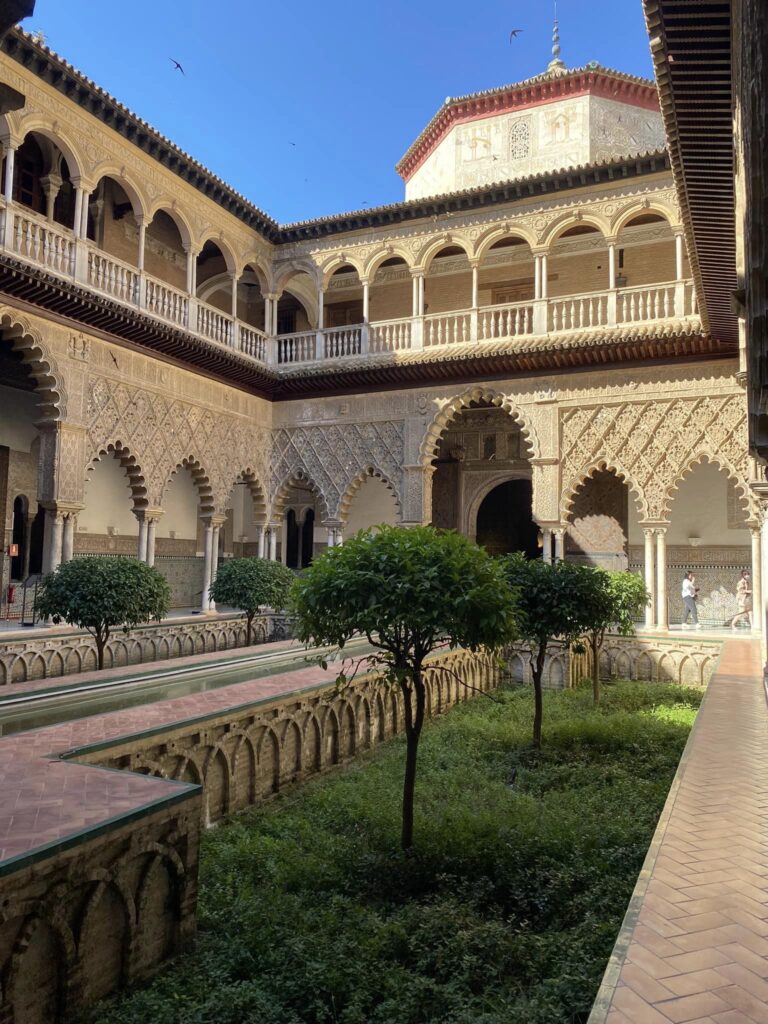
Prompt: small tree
<box><xmin>574</xmin><ymin>567</ymin><xmax>649</xmax><ymax>705</ymax></box>
<box><xmin>501</xmin><ymin>554</ymin><xmax>588</xmax><ymax>749</ymax></box>
<box><xmin>292</xmin><ymin>525</ymin><xmax>518</xmax><ymax>851</ymax></box>
<box><xmin>209</xmin><ymin>557</ymin><xmax>295</xmax><ymax>645</ymax></box>
<box><xmin>37</xmin><ymin>557</ymin><xmax>170</xmax><ymax>670</ymax></box>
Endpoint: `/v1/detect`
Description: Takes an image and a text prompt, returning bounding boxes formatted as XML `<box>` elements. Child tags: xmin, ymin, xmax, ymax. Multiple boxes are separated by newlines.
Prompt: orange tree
<box><xmin>209</xmin><ymin>556</ymin><xmax>295</xmax><ymax>645</ymax></box>
<box><xmin>501</xmin><ymin>553</ymin><xmax>588</xmax><ymax>748</ymax></box>
<box><xmin>37</xmin><ymin>556</ymin><xmax>170</xmax><ymax>670</ymax></box>
<box><xmin>291</xmin><ymin>525</ymin><xmax>518</xmax><ymax>850</ymax></box>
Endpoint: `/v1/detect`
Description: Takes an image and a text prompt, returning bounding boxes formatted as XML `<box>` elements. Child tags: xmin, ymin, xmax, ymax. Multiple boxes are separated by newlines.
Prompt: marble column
<box><xmin>21</xmin><ymin>513</ymin><xmax>33</xmax><ymax>580</ymax></box>
<box><xmin>751</xmin><ymin>526</ymin><xmax>762</xmax><ymax>634</ymax></box>
<box><xmin>269</xmin><ymin>525</ymin><xmax>278</xmax><ymax>561</ymax></box>
<box><xmin>643</xmin><ymin>527</ymin><xmax>656</xmax><ymax>628</ymax></box>
<box><xmin>554</xmin><ymin>527</ymin><xmax>566</xmax><ymax>562</ymax></box>
<box><xmin>541</xmin><ymin>527</ymin><xmax>553</xmax><ymax>564</ymax></box>
<box><xmin>61</xmin><ymin>514</ymin><xmax>75</xmax><ymax>563</ymax></box>
<box><xmin>256</xmin><ymin>525</ymin><xmax>266</xmax><ymax>559</ymax></box>
<box><xmin>656</xmin><ymin>527</ymin><xmax>668</xmax><ymax>629</ymax></box>
<box><xmin>200</xmin><ymin>521</ymin><xmax>214</xmax><ymax>612</ymax></box>
<box><xmin>3</xmin><ymin>144</ymin><xmax>15</xmax><ymax>203</ymax></box>
<box><xmin>209</xmin><ymin>524</ymin><xmax>221</xmax><ymax>612</ymax></box>
<box><xmin>608</xmin><ymin>242</ymin><xmax>617</xmax><ymax>289</ymax></box>
<box><xmin>146</xmin><ymin>517</ymin><xmax>158</xmax><ymax>567</ymax></box>
<box><xmin>540</xmin><ymin>253</ymin><xmax>548</xmax><ymax>299</ymax></box>
<box><xmin>136</xmin><ymin>515</ymin><xmax>148</xmax><ymax>563</ymax></box>
<box><xmin>43</xmin><ymin>510</ymin><xmax>64</xmax><ymax>575</ymax></box>
<box><xmin>326</xmin><ymin>526</ymin><xmax>335</xmax><ymax>548</ymax></box>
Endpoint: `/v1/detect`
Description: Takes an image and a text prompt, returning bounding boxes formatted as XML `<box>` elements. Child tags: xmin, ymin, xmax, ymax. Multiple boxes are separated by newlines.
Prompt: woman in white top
<box><xmin>681</xmin><ymin>571</ymin><xmax>700</xmax><ymax>628</ymax></box>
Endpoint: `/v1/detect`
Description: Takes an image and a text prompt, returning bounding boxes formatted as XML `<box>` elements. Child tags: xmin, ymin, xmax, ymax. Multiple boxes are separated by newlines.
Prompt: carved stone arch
<box><xmin>0</xmin><ymin>308</ymin><xmax>66</xmax><ymax>420</ymax></box>
<box><xmin>473</xmin><ymin>223</ymin><xmax>537</xmax><ymax>262</ymax></box>
<box><xmin>464</xmin><ymin>469</ymin><xmax>535</xmax><ymax>538</ymax></box>
<box><xmin>13</xmin><ymin>113</ymin><xmax>86</xmax><ymax>179</ymax></box>
<box><xmin>159</xmin><ymin>456</ymin><xmax>215</xmax><ymax>515</ymax></box>
<box><xmin>195</xmin><ymin>233</ymin><xmax>237</xmax><ymax>274</ymax></box>
<box><xmin>145</xmin><ymin>201</ymin><xmax>194</xmax><ymax>249</ymax></box>
<box><xmin>663</xmin><ymin>452</ymin><xmax>754</xmax><ymax>522</ymax></box>
<box><xmin>4</xmin><ymin>911</ymin><xmax>75</xmax><ymax>1020</ymax></box>
<box><xmin>217</xmin><ymin>466</ymin><xmax>268</xmax><ymax>522</ymax></box>
<box><xmin>337</xmin><ymin>465</ymin><xmax>402</xmax><ymax>525</ymax></box>
<box><xmin>540</xmin><ymin>211</ymin><xmax>612</xmax><ymax>248</ymax></box>
<box><xmin>89</xmin><ymin>163</ymin><xmax>149</xmax><ymax>221</ymax></box>
<box><xmin>561</xmin><ymin>459</ymin><xmax>647</xmax><ymax>522</ymax></box>
<box><xmin>237</xmin><ymin>253</ymin><xmax>271</xmax><ymax>289</ymax></box>
<box><xmin>610</xmin><ymin>198</ymin><xmax>682</xmax><ymax>237</ymax></box>
<box><xmin>85</xmin><ymin>440</ymin><xmax>148</xmax><ymax>509</ymax></box>
<box><xmin>321</xmin><ymin>253</ymin><xmax>366</xmax><ymax>289</ymax></box>
<box><xmin>270</xmin><ymin>470</ymin><xmax>330</xmax><ymax>522</ymax></box>
<box><xmin>420</xmin><ymin>387</ymin><xmax>539</xmax><ymax>467</ymax></box>
<box><xmin>363</xmin><ymin>244</ymin><xmax>415</xmax><ymax>279</ymax></box>
<box><xmin>272</xmin><ymin>258</ymin><xmax>321</xmax><ymax>294</ymax></box>
<box><xmin>415</xmin><ymin>234</ymin><xmax>472</xmax><ymax>272</ymax></box>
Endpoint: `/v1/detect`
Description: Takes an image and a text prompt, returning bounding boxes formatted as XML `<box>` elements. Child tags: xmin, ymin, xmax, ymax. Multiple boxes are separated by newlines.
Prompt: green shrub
<box><xmin>94</xmin><ymin>680</ymin><xmax>700</xmax><ymax>1024</ymax></box>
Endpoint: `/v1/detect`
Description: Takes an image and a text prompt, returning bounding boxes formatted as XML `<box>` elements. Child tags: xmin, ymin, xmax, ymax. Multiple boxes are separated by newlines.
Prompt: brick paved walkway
<box><xmin>590</xmin><ymin>638</ymin><xmax>768</xmax><ymax>1024</ymax></box>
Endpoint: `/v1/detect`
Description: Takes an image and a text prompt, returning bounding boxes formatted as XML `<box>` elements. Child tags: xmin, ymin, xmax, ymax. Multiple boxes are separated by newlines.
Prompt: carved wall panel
<box><xmin>271</xmin><ymin>421</ymin><xmax>405</xmax><ymax>520</ymax></box>
<box><xmin>560</xmin><ymin>394</ymin><xmax>751</xmax><ymax>521</ymax></box>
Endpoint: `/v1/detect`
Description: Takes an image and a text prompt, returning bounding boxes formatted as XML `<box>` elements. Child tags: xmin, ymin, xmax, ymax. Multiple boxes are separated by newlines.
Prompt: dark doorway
<box><xmin>285</xmin><ymin>509</ymin><xmax>299</xmax><ymax>569</ymax></box>
<box><xmin>476</xmin><ymin>479</ymin><xmax>539</xmax><ymax>558</ymax></box>
<box><xmin>11</xmin><ymin>495</ymin><xmax>25</xmax><ymax>579</ymax></box>
<box><xmin>300</xmin><ymin>509</ymin><xmax>315</xmax><ymax>568</ymax></box>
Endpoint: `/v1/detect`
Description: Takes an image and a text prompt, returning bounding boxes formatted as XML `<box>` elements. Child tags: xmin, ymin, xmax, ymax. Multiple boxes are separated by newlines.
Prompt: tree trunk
<box><xmin>400</xmin><ymin>665</ymin><xmax>426</xmax><ymax>851</ymax></box>
<box><xmin>591</xmin><ymin>634</ymin><xmax>600</xmax><ymax>705</ymax></box>
<box><xmin>95</xmin><ymin>632</ymin><xmax>106</xmax><ymax>671</ymax></box>
<box><xmin>532</xmin><ymin>643</ymin><xmax>546</xmax><ymax>749</ymax></box>
<box><xmin>246</xmin><ymin>612</ymin><xmax>253</xmax><ymax>647</ymax></box>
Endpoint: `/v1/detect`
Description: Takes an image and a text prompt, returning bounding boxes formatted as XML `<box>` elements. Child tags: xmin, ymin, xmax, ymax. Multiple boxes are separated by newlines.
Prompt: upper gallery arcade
<box><xmin>0</xmin><ymin>21</ymin><xmax>749</xmax><ymax>636</ymax></box>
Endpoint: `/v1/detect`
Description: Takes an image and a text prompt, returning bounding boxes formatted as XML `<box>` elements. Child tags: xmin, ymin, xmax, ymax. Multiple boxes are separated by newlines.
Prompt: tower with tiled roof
<box><xmin>397</xmin><ymin>24</ymin><xmax>666</xmax><ymax>201</ymax></box>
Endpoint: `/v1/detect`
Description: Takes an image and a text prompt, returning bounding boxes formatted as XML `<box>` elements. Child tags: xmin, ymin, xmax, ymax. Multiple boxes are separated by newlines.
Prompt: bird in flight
<box><xmin>509</xmin><ymin>28</ymin><xmax>523</xmax><ymax>41</ymax></box>
<box><xmin>169</xmin><ymin>58</ymin><xmax>185</xmax><ymax>75</ymax></box>
<box><xmin>288</xmin><ymin>142</ymin><xmax>297</xmax><ymax>147</ymax></box>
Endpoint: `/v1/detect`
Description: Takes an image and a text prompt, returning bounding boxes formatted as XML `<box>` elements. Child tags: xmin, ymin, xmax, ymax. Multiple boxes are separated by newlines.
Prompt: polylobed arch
<box><xmin>270</xmin><ymin>470</ymin><xmax>330</xmax><ymax>523</ymax></box>
<box><xmin>160</xmin><ymin>457</ymin><xmax>214</xmax><ymax>516</ymax></box>
<box><xmin>221</xmin><ymin>469</ymin><xmax>268</xmax><ymax>523</ymax></box>
<box><xmin>420</xmin><ymin>387</ymin><xmax>538</xmax><ymax>467</ymax></box>
<box><xmin>0</xmin><ymin>311</ymin><xmax>65</xmax><ymax>420</ymax></box>
<box><xmin>662</xmin><ymin>453</ymin><xmax>754</xmax><ymax>523</ymax></box>
<box><xmin>561</xmin><ymin>460</ymin><xmax>646</xmax><ymax>523</ymax></box>
<box><xmin>86</xmin><ymin>442</ymin><xmax>147</xmax><ymax>508</ymax></box>
<box><xmin>337</xmin><ymin>466</ymin><xmax>402</xmax><ymax>524</ymax></box>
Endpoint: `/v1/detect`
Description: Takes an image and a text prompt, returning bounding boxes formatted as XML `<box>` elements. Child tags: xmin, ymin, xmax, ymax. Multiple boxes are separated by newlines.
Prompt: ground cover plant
<box><xmin>94</xmin><ymin>679</ymin><xmax>700</xmax><ymax>1024</ymax></box>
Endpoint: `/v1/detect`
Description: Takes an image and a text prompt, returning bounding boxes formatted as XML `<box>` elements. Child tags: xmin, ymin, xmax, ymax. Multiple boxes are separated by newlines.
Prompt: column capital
<box><xmin>201</xmin><ymin>513</ymin><xmax>228</xmax><ymax>528</ymax></box>
<box><xmin>409</xmin><ymin>267</ymin><xmax>425</xmax><ymax>279</ymax></box>
<box><xmin>41</xmin><ymin>501</ymin><xmax>84</xmax><ymax>517</ymax></box>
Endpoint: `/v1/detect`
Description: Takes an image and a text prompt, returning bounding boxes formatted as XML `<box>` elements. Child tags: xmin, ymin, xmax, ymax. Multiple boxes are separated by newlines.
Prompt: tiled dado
<box><xmin>0</xmin><ymin>611</ymin><xmax>293</xmax><ymax>684</ymax></box>
<box><xmin>0</xmin><ymin>647</ymin><xmax>500</xmax><ymax>1023</ymax></box>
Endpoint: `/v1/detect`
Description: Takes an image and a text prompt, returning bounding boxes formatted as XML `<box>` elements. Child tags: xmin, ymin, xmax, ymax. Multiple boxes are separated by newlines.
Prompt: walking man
<box><xmin>681</xmin><ymin>571</ymin><xmax>699</xmax><ymax>628</ymax></box>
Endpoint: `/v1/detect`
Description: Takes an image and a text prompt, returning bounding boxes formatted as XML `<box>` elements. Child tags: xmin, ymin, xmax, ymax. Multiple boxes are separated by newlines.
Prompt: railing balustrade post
<box><xmin>607</xmin><ymin>288</ymin><xmax>617</xmax><ymax>326</ymax></box>
<box><xmin>674</xmin><ymin>280</ymin><xmax>685</xmax><ymax>316</ymax></box>
<box><xmin>533</xmin><ymin>298</ymin><xmax>547</xmax><ymax>335</ymax></box>
<box><xmin>411</xmin><ymin>316</ymin><xmax>424</xmax><ymax>350</ymax></box>
<box><xmin>73</xmin><ymin>237</ymin><xmax>88</xmax><ymax>284</ymax></box>
<box><xmin>470</xmin><ymin>307</ymin><xmax>478</xmax><ymax>342</ymax></box>
<box><xmin>360</xmin><ymin>323</ymin><xmax>369</xmax><ymax>354</ymax></box>
<box><xmin>315</xmin><ymin>330</ymin><xmax>325</xmax><ymax>361</ymax></box>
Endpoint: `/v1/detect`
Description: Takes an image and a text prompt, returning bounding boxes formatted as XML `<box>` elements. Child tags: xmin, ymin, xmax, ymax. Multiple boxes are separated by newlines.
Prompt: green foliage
<box><xmin>292</xmin><ymin>525</ymin><xmax>518</xmax><ymax>848</ymax></box>
<box><xmin>568</xmin><ymin>567</ymin><xmax>649</xmax><ymax>704</ymax></box>
<box><xmin>93</xmin><ymin>680</ymin><xmax>700</xmax><ymax>1024</ymax></box>
<box><xmin>210</xmin><ymin>557</ymin><xmax>295</xmax><ymax>643</ymax></box>
<box><xmin>292</xmin><ymin>525</ymin><xmax>517</xmax><ymax>658</ymax></box>
<box><xmin>36</xmin><ymin>556</ymin><xmax>169</xmax><ymax>668</ymax></box>
<box><xmin>500</xmin><ymin>555</ymin><xmax>589</xmax><ymax>746</ymax></box>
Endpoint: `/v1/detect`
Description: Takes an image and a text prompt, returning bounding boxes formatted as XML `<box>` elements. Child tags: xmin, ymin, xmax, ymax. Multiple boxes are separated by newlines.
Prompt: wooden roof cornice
<box><xmin>642</xmin><ymin>0</ymin><xmax>739</xmax><ymax>345</ymax></box>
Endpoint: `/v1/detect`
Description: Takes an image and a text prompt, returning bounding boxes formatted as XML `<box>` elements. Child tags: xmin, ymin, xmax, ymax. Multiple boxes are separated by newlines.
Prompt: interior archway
<box><xmin>566</xmin><ymin>469</ymin><xmax>635</xmax><ymax>570</ymax></box>
<box><xmin>476</xmin><ymin>479</ymin><xmax>539</xmax><ymax>557</ymax></box>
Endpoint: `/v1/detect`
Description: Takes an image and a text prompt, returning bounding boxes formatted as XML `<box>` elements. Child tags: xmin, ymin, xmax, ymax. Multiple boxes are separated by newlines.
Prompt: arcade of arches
<box><xmin>0</xmin><ymin>324</ymin><xmax>753</xmax><ymax>634</ymax></box>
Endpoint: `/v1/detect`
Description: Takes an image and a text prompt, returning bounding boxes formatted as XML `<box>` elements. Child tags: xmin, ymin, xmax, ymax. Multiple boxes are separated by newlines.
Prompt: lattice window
<box><xmin>509</xmin><ymin>119</ymin><xmax>530</xmax><ymax>160</ymax></box>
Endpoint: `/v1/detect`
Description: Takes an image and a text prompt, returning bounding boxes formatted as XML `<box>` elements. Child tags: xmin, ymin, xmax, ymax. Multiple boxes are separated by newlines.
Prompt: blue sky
<box><xmin>29</xmin><ymin>1</ymin><xmax>654</xmax><ymax>224</ymax></box>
